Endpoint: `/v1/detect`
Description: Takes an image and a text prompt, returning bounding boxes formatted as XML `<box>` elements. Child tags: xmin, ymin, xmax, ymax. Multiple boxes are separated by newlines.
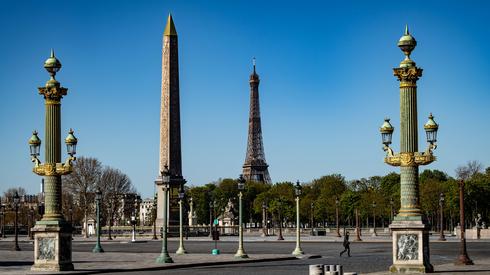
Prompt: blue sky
<box><xmin>1</xmin><ymin>0</ymin><xmax>489</xmax><ymax>198</ymax></box>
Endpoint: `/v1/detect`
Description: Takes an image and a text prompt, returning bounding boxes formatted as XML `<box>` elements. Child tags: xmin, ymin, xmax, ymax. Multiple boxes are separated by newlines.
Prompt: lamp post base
<box><xmin>92</xmin><ymin>244</ymin><xmax>104</xmax><ymax>253</ymax></box>
<box><xmin>389</xmin><ymin>220</ymin><xmax>433</xmax><ymax>273</ymax></box>
<box><xmin>176</xmin><ymin>246</ymin><xmax>187</xmax><ymax>255</ymax></box>
<box><xmin>31</xmin><ymin>220</ymin><xmax>74</xmax><ymax>271</ymax></box>
<box><xmin>455</xmin><ymin>254</ymin><xmax>474</xmax><ymax>265</ymax></box>
<box><xmin>156</xmin><ymin>252</ymin><xmax>174</xmax><ymax>263</ymax></box>
<box><xmin>234</xmin><ymin>249</ymin><xmax>249</xmax><ymax>258</ymax></box>
<box><xmin>292</xmin><ymin>247</ymin><xmax>304</xmax><ymax>256</ymax></box>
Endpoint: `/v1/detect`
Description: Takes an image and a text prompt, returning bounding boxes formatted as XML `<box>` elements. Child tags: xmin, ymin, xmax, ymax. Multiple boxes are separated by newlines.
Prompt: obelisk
<box><xmin>155</xmin><ymin>14</ymin><xmax>184</xmax><ymax>231</ymax></box>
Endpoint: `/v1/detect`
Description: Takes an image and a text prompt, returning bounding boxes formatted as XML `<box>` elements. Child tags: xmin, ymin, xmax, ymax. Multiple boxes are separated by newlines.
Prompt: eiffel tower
<box><xmin>242</xmin><ymin>59</ymin><xmax>271</xmax><ymax>184</ymax></box>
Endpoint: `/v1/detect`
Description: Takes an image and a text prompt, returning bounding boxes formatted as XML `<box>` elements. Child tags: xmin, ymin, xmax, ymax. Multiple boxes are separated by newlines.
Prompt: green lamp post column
<box><xmin>292</xmin><ymin>180</ymin><xmax>304</xmax><ymax>256</ymax></box>
<box><xmin>92</xmin><ymin>188</ymin><xmax>104</xmax><ymax>253</ymax></box>
<box><xmin>381</xmin><ymin>26</ymin><xmax>439</xmax><ymax>273</ymax></box>
<box><xmin>235</xmin><ymin>174</ymin><xmax>248</xmax><ymax>258</ymax></box>
<box><xmin>29</xmin><ymin>50</ymin><xmax>78</xmax><ymax>271</ymax></box>
<box><xmin>152</xmin><ymin>193</ymin><xmax>158</xmax><ymax>240</ymax></box>
<box><xmin>156</xmin><ymin>165</ymin><xmax>173</xmax><ymax>263</ymax></box>
<box><xmin>13</xmin><ymin>192</ymin><xmax>20</xmax><ymax>251</ymax></box>
<box><xmin>176</xmin><ymin>180</ymin><xmax>187</xmax><ymax>255</ymax></box>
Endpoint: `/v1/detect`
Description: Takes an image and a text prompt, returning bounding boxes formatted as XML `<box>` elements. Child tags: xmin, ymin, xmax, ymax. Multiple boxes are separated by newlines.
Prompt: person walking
<box><xmin>340</xmin><ymin>232</ymin><xmax>351</xmax><ymax>257</ymax></box>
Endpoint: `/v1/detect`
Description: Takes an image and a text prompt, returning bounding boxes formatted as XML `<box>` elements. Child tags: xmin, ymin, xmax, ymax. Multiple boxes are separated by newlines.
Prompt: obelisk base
<box><xmin>31</xmin><ymin>220</ymin><xmax>73</xmax><ymax>271</ymax></box>
<box><xmin>389</xmin><ymin>218</ymin><xmax>433</xmax><ymax>273</ymax></box>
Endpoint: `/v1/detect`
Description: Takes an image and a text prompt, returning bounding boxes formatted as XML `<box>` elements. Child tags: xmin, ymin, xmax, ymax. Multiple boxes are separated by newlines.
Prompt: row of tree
<box><xmin>186</xmin><ymin>161</ymin><xmax>490</xmax><ymax>231</ymax></box>
<box><xmin>2</xmin><ymin>159</ymin><xmax>488</xmax><ymax>234</ymax></box>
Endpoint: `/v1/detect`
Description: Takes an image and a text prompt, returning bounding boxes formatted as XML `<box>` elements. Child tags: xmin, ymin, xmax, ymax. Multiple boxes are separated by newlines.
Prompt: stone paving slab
<box><xmin>0</xmin><ymin>250</ymin><xmax>300</xmax><ymax>275</ymax></box>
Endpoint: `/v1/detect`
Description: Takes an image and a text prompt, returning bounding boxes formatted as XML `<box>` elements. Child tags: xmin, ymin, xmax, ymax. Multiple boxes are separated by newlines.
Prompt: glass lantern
<box><xmin>380</xmin><ymin>118</ymin><xmax>394</xmax><ymax>146</ymax></box>
<box><xmin>424</xmin><ymin>113</ymin><xmax>439</xmax><ymax>144</ymax></box>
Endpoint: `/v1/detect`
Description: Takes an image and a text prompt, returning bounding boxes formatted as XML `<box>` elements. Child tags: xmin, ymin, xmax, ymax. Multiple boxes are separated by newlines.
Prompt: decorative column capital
<box><xmin>38</xmin><ymin>85</ymin><xmax>68</xmax><ymax>103</ymax></box>
<box><xmin>393</xmin><ymin>66</ymin><xmax>423</xmax><ymax>87</ymax></box>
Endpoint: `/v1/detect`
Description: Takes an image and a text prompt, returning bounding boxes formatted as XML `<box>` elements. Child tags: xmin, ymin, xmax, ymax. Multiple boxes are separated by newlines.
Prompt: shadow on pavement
<box><xmin>0</xmin><ymin>261</ymin><xmax>33</xmax><ymax>266</ymax></box>
<box><xmin>433</xmin><ymin>270</ymin><xmax>490</xmax><ymax>274</ymax></box>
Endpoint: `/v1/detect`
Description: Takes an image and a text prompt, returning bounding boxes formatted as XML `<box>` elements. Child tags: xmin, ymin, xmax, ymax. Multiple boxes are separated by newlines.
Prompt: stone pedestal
<box><xmin>31</xmin><ymin>220</ymin><xmax>73</xmax><ymax>271</ymax></box>
<box><xmin>389</xmin><ymin>220</ymin><xmax>433</xmax><ymax>273</ymax></box>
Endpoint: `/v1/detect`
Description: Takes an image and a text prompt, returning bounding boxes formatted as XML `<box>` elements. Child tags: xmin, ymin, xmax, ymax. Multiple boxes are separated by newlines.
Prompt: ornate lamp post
<box><xmin>152</xmin><ymin>193</ymin><xmax>158</xmax><ymax>240</ymax></box>
<box><xmin>310</xmin><ymin>202</ymin><xmax>314</xmax><ymax>236</ymax></box>
<box><xmin>438</xmin><ymin>192</ymin><xmax>446</xmax><ymax>241</ymax></box>
<box><xmin>389</xmin><ymin>197</ymin><xmax>394</xmax><ymax>236</ymax></box>
<box><xmin>380</xmin><ymin>26</ymin><xmax>438</xmax><ymax>273</ymax></box>
<box><xmin>209</xmin><ymin>200</ymin><xmax>213</xmax><ymax>240</ymax></box>
<box><xmin>235</xmin><ymin>174</ymin><xmax>248</xmax><ymax>258</ymax></box>
<box><xmin>156</xmin><ymin>166</ymin><xmax>173</xmax><ymax>263</ymax></box>
<box><xmin>372</xmin><ymin>201</ymin><xmax>378</xmax><ymax>237</ymax></box>
<box><xmin>390</xmin><ymin>198</ymin><xmax>394</xmax><ymax>223</ymax></box>
<box><xmin>176</xmin><ymin>181</ymin><xmax>187</xmax><ymax>255</ymax></box>
<box><xmin>355</xmin><ymin>208</ymin><xmax>362</xmax><ymax>241</ymax></box>
<box><xmin>0</xmin><ymin>202</ymin><xmax>5</xmax><ymax>238</ymax></box>
<box><xmin>335</xmin><ymin>197</ymin><xmax>341</xmax><ymax>237</ymax></box>
<box><xmin>92</xmin><ymin>188</ymin><xmax>104</xmax><ymax>253</ymax></box>
<box><xmin>130</xmin><ymin>198</ymin><xmax>138</xmax><ymax>243</ymax></box>
<box><xmin>29</xmin><ymin>50</ymin><xmax>77</xmax><ymax>271</ymax></box>
<box><xmin>277</xmin><ymin>198</ymin><xmax>284</xmax><ymax>241</ymax></box>
<box><xmin>29</xmin><ymin>207</ymin><xmax>35</xmax><ymax>240</ymax></box>
<box><xmin>261</xmin><ymin>201</ymin><xmax>268</xmax><ymax>237</ymax></box>
<box><xmin>292</xmin><ymin>180</ymin><xmax>304</xmax><ymax>256</ymax></box>
<box><xmin>69</xmin><ymin>206</ymin><xmax>74</xmax><ymax>239</ymax></box>
<box><xmin>13</xmin><ymin>192</ymin><xmax>20</xmax><ymax>251</ymax></box>
<box><xmin>456</xmin><ymin>180</ymin><xmax>473</xmax><ymax>265</ymax></box>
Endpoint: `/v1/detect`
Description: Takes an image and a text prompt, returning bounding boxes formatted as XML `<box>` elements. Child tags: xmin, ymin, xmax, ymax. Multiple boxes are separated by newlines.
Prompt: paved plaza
<box><xmin>1</xmin><ymin>235</ymin><xmax>489</xmax><ymax>274</ymax></box>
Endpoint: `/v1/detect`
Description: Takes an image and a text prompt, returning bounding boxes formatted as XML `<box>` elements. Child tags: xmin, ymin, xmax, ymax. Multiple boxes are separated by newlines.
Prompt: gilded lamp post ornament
<box><xmin>381</xmin><ymin>26</ymin><xmax>438</xmax><ymax>273</ymax></box>
<box><xmin>29</xmin><ymin>50</ymin><xmax>77</xmax><ymax>271</ymax></box>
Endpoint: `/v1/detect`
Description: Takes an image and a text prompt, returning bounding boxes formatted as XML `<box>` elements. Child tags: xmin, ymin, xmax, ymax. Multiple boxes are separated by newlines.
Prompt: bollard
<box><xmin>309</xmin><ymin>264</ymin><xmax>324</xmax><ymax>275</ymax></box>
<box><xmin>336</xmin><ymin>264</ymin><xmax>343</xmax><ymax>275</ymax></box>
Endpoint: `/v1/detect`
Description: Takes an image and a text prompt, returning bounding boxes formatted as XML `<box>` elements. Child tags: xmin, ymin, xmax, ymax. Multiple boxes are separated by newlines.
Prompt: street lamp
<box><xmin>235</xmin><ymin>174</ymin><xmax>248</xmax><ymax>258</ymax></box>
<box><xmin>372</xmin><ymin>201</ymin><xmax>377</xmax><ymax>237</ymax></box>
<box><xmin>176</xmin><ymin>180</ymin><xmax>187</xmax><ymax>255</ymax></box>
<box><xmin>29</xmin><ymin>207</ymin><xmax>35</xmax><ymax>240</ymax></box>
<box><xmin>389</xmin><ymin>197</ymin><xmax>394</xmax><ymax>237</ymax></box>
<box><xmin>13</xmin><ymin>192</ymin><xmax>20</xmax><ymax>251</ymax></box>
<box><xmin>389</xmin><ymin>197</ymin><xmax>394</xmax><ymax>223</ymax></box>
<box><xmin>92</xmin><ymin>188</ymin><xmax>104</xmax><ymax>253</ymax></box>
<box><xmin>29</xmin><ymin>50</ymin><xmax>77</xmax><ymax>271</ymax></box>
<box><xmin>152</xmin><ymin>193</ymin><xmax>158</xmax><ymax>240</ymax></box>
<box><xmin>69</xmin><ymin>206</ymin><xmax>73</xmax><ymax>239</ymax></box>
<box><xmin>261</xmin><ymin>201</ymin><xmax>268</xmax><ymax>237</ymax></box>
<box><xmin>0</xmin><ymin>201</ymin><xmax>5</xmax><ymax>238</ymax></box>
<box><xmin>130</xmin><ymin>197</ymin><xmax>138</xmax><ymax>243</ymax></box>
<box><xmin>335</xmin><ymin>196</ymin><xmax>341</xmax><ymax>237</ymax></box>
<box><xmin>209</xmin><ymin>200</ymin><xmax>214</xmax><ymax>240</ymax></box>
<box><xmin>277</xmin><ymin>198</ymin><xmax>284</xmax><ymax>241</ymax></box>
<box><xmin>310</xmin><ymin>202</ymin><xmax>314</xmax><ymax>236</ymax></box>
<box><xmin>292</xmin><ymin>180</ymin><xmax>304</xmax><ymax>256</ymax></box>
<box><xmin>438</xmin><ymin>192</ymin><xmax>446</xmax><ymax>241</ymax></box>
<box><xmin>355</xmin><ymin>208</ymin><xmax>362</xmax><ymax>241</ymax></box>
<box><xmin>380</xmin><ymin>26</ymin><xmax>437</xmax><ymax>273</ymax></box>
<box><xmin>456</xmin><ymin>180</ymin><xmax>473</xmax><ymax>265</ymax></box>
<box><xmin>156</xmin><ymin>165</ymin><xmax>173</xmax><ymax>263</ymax></box>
